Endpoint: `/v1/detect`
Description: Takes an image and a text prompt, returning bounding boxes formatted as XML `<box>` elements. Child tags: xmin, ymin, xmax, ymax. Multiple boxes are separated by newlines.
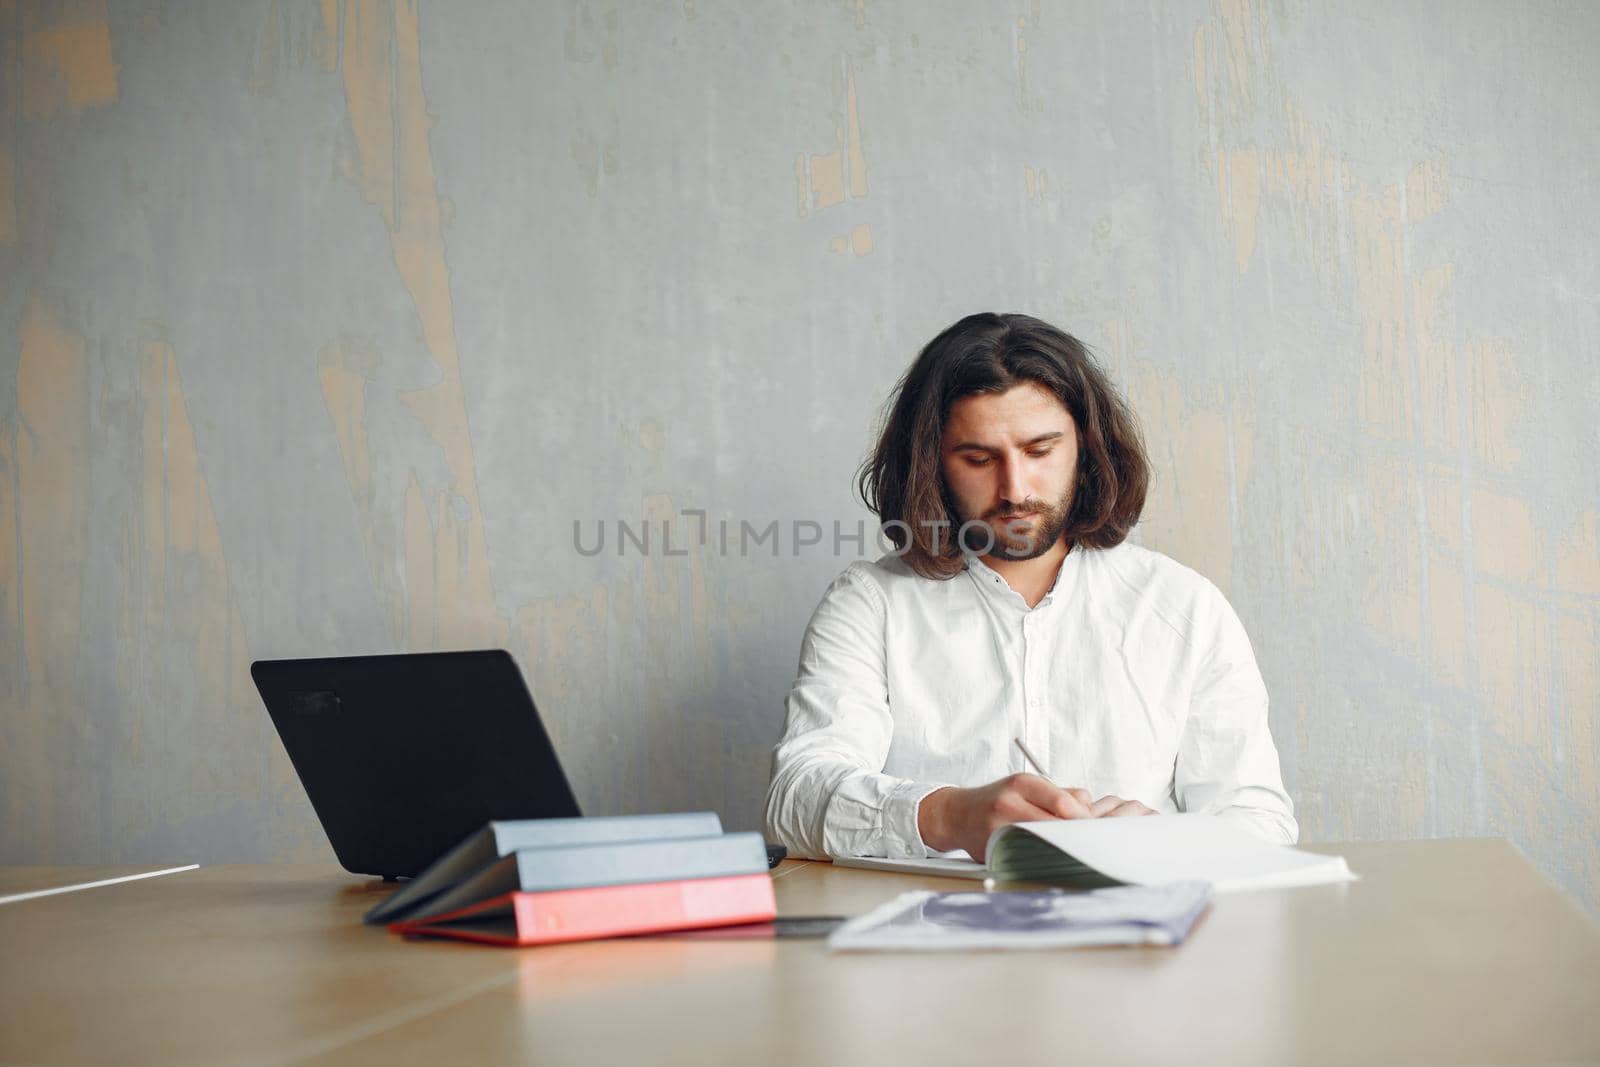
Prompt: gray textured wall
<box><xmin>2</xmin><ymin>0</ymin><xmax>1597</xmax><ymax>917</ymax></box>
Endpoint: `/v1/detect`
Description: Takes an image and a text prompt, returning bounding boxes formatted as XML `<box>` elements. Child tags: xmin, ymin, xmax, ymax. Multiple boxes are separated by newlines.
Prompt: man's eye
<box><xmin>965</xmin><ymin>456</ymin><xmax>992</xmax><ymax>467</ymax></box>
<box><xmin>1027</xmin><ymin>448</ymin><xmax>1054</xmax><ymax>458</ymax></box>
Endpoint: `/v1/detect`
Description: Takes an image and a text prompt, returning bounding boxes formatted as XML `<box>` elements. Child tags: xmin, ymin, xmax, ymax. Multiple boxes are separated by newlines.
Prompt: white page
<box><xmin>994</xmin><ymin>814</ymin><xmax>1354</xmax><ymax>892</ymax></box>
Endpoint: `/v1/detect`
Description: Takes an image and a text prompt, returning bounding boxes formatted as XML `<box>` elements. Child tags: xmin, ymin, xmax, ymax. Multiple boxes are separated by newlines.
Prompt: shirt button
<box><xmin>1028</xmin><ymin>698</ymin><xmax>1040</xmax><ymax>708</ymax></box>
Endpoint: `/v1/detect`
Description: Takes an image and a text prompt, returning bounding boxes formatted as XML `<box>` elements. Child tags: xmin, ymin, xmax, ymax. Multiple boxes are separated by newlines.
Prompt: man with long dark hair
<box><xmin>764</xmin><ymin>313</ymin><xmax>1296</xmax><ymax>862</ymax></box>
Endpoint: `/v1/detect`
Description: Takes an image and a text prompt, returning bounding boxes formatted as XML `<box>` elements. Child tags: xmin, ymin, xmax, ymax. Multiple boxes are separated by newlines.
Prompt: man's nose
<box><xmin>999</xmin><ymin>459</ymin><xmax>1030</xmax><ymax>508</ymax></box>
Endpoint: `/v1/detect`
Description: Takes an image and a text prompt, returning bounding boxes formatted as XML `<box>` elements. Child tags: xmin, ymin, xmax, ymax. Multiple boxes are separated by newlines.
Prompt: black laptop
<box><xmin>252</xmin><ymin>649</ymin><xmax>581</xmax><ymax>880</ymax></box>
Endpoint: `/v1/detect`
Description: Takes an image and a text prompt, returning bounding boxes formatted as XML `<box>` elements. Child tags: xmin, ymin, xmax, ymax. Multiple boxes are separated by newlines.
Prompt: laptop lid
<box><xmin>252</xmin><ymin>649</ymin><xmax>581</xmax><ymax>879</ymax></box>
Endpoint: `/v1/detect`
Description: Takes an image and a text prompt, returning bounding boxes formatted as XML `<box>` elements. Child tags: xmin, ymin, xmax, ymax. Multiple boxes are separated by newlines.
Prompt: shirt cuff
<box><xmin>882</xmin><ymin>780</ymin><xmax>948</xmax><ymax>858</ymax></box>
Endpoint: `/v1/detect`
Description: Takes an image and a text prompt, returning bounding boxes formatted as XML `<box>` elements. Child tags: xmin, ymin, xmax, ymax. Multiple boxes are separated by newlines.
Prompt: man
<box><xmin>763</xmin><ymin>312</ymin><xmax>1296</xmax><ymax>862</ymax></box>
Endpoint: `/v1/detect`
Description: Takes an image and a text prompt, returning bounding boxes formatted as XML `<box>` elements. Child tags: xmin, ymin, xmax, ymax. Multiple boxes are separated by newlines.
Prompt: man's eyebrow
<box><xmin>949</xmin><ymin>431</ymin><xmax>1065</xmax><ymax>452</ymax></box>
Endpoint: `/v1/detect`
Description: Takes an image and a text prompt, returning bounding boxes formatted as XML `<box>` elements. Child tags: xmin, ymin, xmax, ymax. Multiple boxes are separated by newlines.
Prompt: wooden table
<box><xmin>2</xmin><ymin>840</ymin><xmax>1597</xmax><ymax>1066</ymax></box>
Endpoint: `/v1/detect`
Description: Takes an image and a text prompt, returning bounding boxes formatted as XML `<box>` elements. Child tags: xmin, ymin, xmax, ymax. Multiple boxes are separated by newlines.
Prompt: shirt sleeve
<box><xmin>762</xmin><ymin>567</ymin><xmax>949</xmax><ymax>860</ymax></box>
<box><xmin>1173</xmin><ymin>584</ymin><xmax>1299</xmax><ymax>845</ymax></box>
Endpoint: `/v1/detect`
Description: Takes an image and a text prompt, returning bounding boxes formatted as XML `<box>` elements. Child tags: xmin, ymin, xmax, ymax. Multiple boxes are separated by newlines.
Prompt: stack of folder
<box><xmin>366</xmin><ymin>813</ymin><xmax>775</xmax><ymax>945</ymax></box>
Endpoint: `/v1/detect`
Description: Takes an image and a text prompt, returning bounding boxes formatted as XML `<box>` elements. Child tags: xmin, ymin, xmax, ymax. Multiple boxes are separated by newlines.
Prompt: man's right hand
<box><xmin>916</xmin><ymin>774</ymin><xmax>1095</xmax><ymax>861</ymax></box>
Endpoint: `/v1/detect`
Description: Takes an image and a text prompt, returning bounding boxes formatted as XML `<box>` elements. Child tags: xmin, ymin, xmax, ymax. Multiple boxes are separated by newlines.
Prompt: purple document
<box><xmin>827</xmin><ymin>881</ymin><xmax>1212</xmax><ymax>951</ymax></box>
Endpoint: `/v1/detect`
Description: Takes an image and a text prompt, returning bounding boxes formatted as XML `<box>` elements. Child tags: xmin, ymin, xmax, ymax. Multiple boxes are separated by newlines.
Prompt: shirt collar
<box><xmin>963</xmin><ymin>546</ymin><xmax>1078</xmax><ymax>612</ymax></box>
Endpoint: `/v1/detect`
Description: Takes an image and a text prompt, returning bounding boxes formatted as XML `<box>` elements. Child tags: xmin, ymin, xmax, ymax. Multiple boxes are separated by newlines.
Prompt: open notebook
<box><xmin>832</xmin><ymin>813</ymin><xmax>1355</xmax><ymax>892</ymax></box>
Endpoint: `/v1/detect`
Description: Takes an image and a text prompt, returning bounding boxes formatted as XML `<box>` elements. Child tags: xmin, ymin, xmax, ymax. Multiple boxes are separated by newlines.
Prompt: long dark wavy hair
<box><xmin>857</xmin><ymin>312</ymin><xmax>1150</xmax><ymax>579</ymax></box>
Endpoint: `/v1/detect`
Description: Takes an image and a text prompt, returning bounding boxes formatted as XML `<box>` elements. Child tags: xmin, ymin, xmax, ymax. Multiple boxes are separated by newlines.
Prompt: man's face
<box><xmin>940</xmin><ymin>382</ymin><xmax>1080</xmax><ymax>561</ymax></box>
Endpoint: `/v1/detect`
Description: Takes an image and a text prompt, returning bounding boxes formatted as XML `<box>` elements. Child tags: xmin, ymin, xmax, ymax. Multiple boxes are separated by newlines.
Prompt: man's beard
<box><xmin>965</xmin><ymin>489</ymin><xmax>1073</xmax><ymax>561</ymax></box>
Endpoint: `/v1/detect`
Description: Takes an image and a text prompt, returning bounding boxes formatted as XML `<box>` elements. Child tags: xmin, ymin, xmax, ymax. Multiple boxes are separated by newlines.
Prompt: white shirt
<box><xmin>763</xmin><ymin>542</ymin><xmax>1297</xmax><ymax>859</ymax></box>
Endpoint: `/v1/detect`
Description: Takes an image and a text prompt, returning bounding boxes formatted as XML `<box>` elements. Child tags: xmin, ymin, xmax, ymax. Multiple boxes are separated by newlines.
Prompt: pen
<box><xmin>1013</xmin><ymin>737</ymin><xmax>1055</xmax><ymax>784</ymax></box>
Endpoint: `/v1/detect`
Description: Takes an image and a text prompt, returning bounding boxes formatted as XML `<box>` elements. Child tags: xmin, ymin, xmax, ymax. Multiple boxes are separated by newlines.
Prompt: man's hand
<box><xmin>917</xmin><ymin>774</ymin><xmax>1095</xmax><ymax>862</ymax></box>
<box><xmin>1088</xmin><ymin>795</ymin><xmax>1157</xmax><ymax>818</ymax></box>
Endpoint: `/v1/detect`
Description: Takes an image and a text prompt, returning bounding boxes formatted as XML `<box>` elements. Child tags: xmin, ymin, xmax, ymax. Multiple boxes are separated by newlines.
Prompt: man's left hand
<box><xmin>1088</xmin><ymin>795</ymin><xmax>1157</xmax><ymax>817</ymax></box>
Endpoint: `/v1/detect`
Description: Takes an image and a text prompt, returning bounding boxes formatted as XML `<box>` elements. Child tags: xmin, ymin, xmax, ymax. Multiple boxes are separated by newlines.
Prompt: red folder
<box><xmin>389</xmin><ymin>873</ymin><xmax>776</xmax><ymax>946</ymax></box>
